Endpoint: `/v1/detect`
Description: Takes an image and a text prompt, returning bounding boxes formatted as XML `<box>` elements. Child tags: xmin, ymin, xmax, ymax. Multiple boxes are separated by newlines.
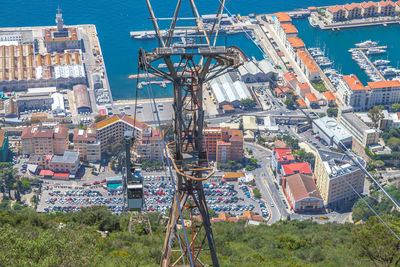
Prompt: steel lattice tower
<box><xmin>138</xmin><ymin>1</ymin><xmax>243</xmax><ymax>265</ymax></box>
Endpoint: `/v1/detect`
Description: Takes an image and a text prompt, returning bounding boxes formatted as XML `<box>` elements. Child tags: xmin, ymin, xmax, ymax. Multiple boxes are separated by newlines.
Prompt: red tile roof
<box><xmin>273</xmin><ymin>148</ymin><xmax>295</xmax><ymax>162</ymax></box>
<box><xmin>367</xmin><ymin>80</ymin><xmax>400</xmax><ymax>89</ymax></box>
<box><xmin>323</xmin><ymin>91</ymin><xmax>336</xmax><ymax>101</ymax></box>
<box><xmin>305</xmin><ymin>93</ymin><xmax>318</xmax><ymax>102</ymax></box>
<box><xmin>282</xmin><ymin>162</ymin><xmax>312</xmax><ymax>176</ymax></box>
<box><xmin>39</xmin><ymin>170</ymin><xmax>54</xmax><ymax>176</ymax></box>
<box><xmin>281</xmin><ymin>23</ymin><xmax>298</xmax><ymax>34</ymax></box>
<box><xmin>73</xmin><ymin>129</ymin><xmax>97</xmax><ymax>142</ymax></box>
<box><xmin>53</xmin><ymin>173</ymin><xmax>69</xmax><ymax>178</ymax></box>
<box><xmin>285</xmin><ymin>173</ymin><xmax>322</xmax><ymax>201</ymax></box>
<box><xmin>379</xmin><ymin>0</ymin><xmax>395</xmax><ymax>7</ymax></box>
<box><xmin>361</xmin><ymin>1</ymin><xmax>379</xmax><ymax>8</ymax></box>
<box><xmin>297</xmin><ymin>82</ymin><xmax>311</xmax><ymax>90</ymax></box>
<box><xmin>94</xmin><ymin>114</ymin><xmax>148</xmax><ymax>130</ymax></box>
<box><xmin>343</xmin><ymin>74</ymin><xmax>367</xmax><ymax>91</ymax></box>
<box><xmin>296</xmin><ymin>99</ymin><xmax>307</xmax><ymax>107</ymax></box>
<box><xmin>222</xmin><ymin>104</ymin><xmax>235</xmax><ymax>111</ymax></box>
<box><xmin>283</xmin><ymin>72</ymin><xmax>298</xmax><ymax>83</ymax></box>
<box><xmin>328</xmin><ymin>5</ymin><xmax>346</xmax><ymax>12</ymax></box>
<box><xmin>274</xmin><ymin>12</ymin><xmax>292</xmax><ymax>23</ymax></box>
<box><xmin>287</xmin><ymin>37</ymin><xmax>305</xmax><ymax>48</ymax></box>
<box><xmin>344</xmin><ymin>3</ymin><xmax>362</xmax><ymax>10</ymax></box>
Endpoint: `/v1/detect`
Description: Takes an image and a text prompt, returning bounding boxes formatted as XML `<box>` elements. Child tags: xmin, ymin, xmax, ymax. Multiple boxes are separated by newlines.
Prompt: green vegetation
<box><xmin>284</xmin><ymin>99</ymin><xmax>296</xmax><ymax>110</ymax></box>
<box><xmin>217</xmin><ymin>160</ymin><xmax>244</xmax><ymax>171</ymax></box>
<box><xmin>77</xmin><ymin>122</ymin><xmax>87</xmax><ymax>130</ymax></box>
<box><xmin>245</xmin><ymin>158</ymin><xmax>258</xmax><ymax>171</ymax></box>
<box><xmin>0</xmin><ymin>205</ymin><xmax>399</xmax><ymax>266</ymax></box>
<box><xmin>294</xmin><ymin>149</ymin><xmax>316</xmax><ymax>169</ymax></box>
<box><xmin>253</xmin><ymin>188</ymin><xmax>261</xmax><ymax>198</ymax></box>
<box><xmin>257</xmin><ymin>136</ymin><xmax>265</xmax><ymax>145</ymax></box>
<box><xmin>327</xmin><ymin>107</ymin><xmax>338</xmax><ymax>118</ymax></box>
<box><xmin>367</xmin><ymin>106</ymin><xmax>384</xmax><ymax>129</ymax></box>
<box><xmin>391</xmin><ymin>102</ymin><xmax>400</xmax><ymax>112</ymax></box>
<box><xmin>142</xmin><ymin>160</ymin><xmax>165</xmax><ymax>171</ymax></box>
<box><xmin>240</xmin><ymin>98</ymin><xmax>257</xmax><ymax>110</ymax></box>
<box><xmin>311</xmin><ymin>81</ymin><xmax>326</xmax><ymax>92</ymax></box>
<box><xmin>277</xmin><ymin>135</ymin><xmax>299</xmax><ymax>150</ymax></box>
<box><xmin>94</xmin><ymin>114</ymin><xmax>107</xmax><ymax>123</ymax></box>
<box><xmin>352</xmin><ymin>185</ymin><xmax>400</xmax><ymax>222</ymax></box>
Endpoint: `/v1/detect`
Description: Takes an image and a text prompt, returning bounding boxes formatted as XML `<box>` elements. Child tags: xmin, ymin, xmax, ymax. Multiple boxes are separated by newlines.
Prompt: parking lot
<box><xmin>142</xmin><ymin>175</ymin><xmax>269</xmax><ymax>220</ymax></box>
<box><xmin>37</xmin><ymin>182</ymin><xmax>124</xmax><ymax>215</ymax></box>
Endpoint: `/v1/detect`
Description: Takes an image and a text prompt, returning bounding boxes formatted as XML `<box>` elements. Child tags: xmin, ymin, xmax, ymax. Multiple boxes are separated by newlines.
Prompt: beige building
<box><xmin>49</xmin><ymin>151</ymin><xmax>80</xmax><ymax>175</ymax></box>
<box><xmin>326</xmin><ymin>5</ymin><xmax>347</xmax><ymax>22</ymax></box>
<box><xmin>379</xmin><ymin>0</ymin><xmax>396</xmax><ymax>16</ymax></box>
<box><xmin>361</xmin><ymin>1</ymin><xmax>379</xmax><ymax>17</ymax></box>
<box><xmin>21</xmin><ymin>124</ymin><xmax>68</xmax><ymax>155</ymax></box>
<box><xmin>73</xmin><ymin>128</ymin><xmax>101</xmax><ymax>163</ymax></box>
<box><xmin>137</xmin><ymin>128</ymin><xmax>163</xmax><ymax>161</ymax></box>
<box><xmin>344</xmin><ymin>3</ymin><xmax>362</xmax><ymax>19</ymax></box>
<box><xmin>314</xmin><ymin>149</ymin><xmax>365</xmax><ymax>207</ymax></box>
<box><xmin>91</xmin><ymin>114</ymin><xmax>147</xmax><ymax>153</ymax></box>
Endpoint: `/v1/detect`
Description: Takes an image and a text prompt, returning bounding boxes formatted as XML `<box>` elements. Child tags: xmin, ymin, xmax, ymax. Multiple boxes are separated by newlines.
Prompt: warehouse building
<box><xmin>73</xmin><ymin>84</ymin><xmax>91</xmax><ymax>114</ymax></box>
<box><xmin>312</xmin><ymin>117</ymin><xmax>352</xmax><ymax>148</ymax></box>
<box><xmin>210</xmin><ymin>72</ymin><xmax>252</xmax><ymax>108</ymax></box>
<box><xmin>238</xmin><ymin>59</ymin><xmax>276</xmax><ymax>83</ymax></box>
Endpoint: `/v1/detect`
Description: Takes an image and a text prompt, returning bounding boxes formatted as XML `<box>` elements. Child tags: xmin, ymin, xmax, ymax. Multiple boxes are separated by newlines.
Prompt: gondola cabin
<box><xmin>127</xmin><ymin>167</ymin><xmax>143</xmax><ymax>211</ymax></box>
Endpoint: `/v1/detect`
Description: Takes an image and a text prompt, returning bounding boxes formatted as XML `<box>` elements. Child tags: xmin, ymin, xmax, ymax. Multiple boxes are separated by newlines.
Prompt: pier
<box><xmin>355</xmin><ymin>48</ymin><xmax>386</xmax><ymax>81</ymax></box>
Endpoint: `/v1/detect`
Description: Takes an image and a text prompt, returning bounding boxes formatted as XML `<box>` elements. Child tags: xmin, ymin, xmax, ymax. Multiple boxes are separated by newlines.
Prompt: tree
<box><xmin>391</xmin><ymin>103</ymin><xmax>400</xmax><ymax>112</ymax></box>
<box><xmin>368</xmin><ymin>106</ymin><xmax>384</xmax><ymax>129</ymax></box>
<box><xmin>68</xmin><ymin>132</ymin><xmax>74</xmax><ymax>143</ymax></box>
<box><xmin>253</xmin><ymin>188</ymin><xmax>261</xmax><ymax>198</ymax></box>
<box><xmin>284</xmin><ymin>99</ymin><xmax>295</xmax><ymax>109</ymax></box>
<box><xmin>94</xmin><ymin>115</ymin><xmax>107</xmax><ymax>123</ymax></box>
<box><xmin>387</xmin><ymin>137</ymin><xmax>400</xmax><ymax>151</ymax></box>
<box><xmin>240</xmin><ymin>98</ymin><xmax>256</xmax><ymax>110</ymax></box>
<box><xmin>327</xmin><ymin>107</ymin><xmax>338</xmax><ymax>117</ymax></box>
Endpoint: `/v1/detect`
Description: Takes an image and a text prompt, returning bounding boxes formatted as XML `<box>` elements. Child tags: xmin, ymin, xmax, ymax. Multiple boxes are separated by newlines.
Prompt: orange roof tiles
<box><xmin>285</xmin><ymin>173</ymin><xmax>322</xmax><ymax>201</ymax></box>
<box><xmin>0</xmin><ymin>130</ymin><xmax>6</xmax><ymax>148</ymax></box>
<box><xmin>297</xmin><ymin>82</ymin><xmax>311</xmax><ymax>90</ymax></box>
<box><xmin>94</xmin><ymin>114</ymin><xmax>148</xmax><ymax>130</ymax></box>
<box><xmin>328</xmin><ymin>5</ymin><xmax>346</xmax><ymax>12</ymax></box>
<box><xmin>283</xmin><ymin>72</ymin><xmax>298</xmax><ymax>82</ymax></box>
<box><xmin>296</xmin><ymin>99</ymin><xmax>307</xmax><ymax>107</ymax></box>
<box><xmin>379</xmin><ymin>0</ymin><xmax>395</xmax><ymax>7</ymax></box>
<box><xmin>344</xmin><ymin>3</ymin><xmax>362</xmax><ymax>10</ymax></box>
<box><xmin>342</xmin><ymin>74</ymin><xmax>367</xmax><ymax>91</ymax></box>
<box><xmin>305</xmin><ymin>93</ymin><xmax>318</xmax><ymax>102</ymax></box>
<box><xmin>367</xmin><ymin>80</ymin><xmax>400</xmax><ymax>89</ymax></box>
<box><xmin>44</xmin><ymin>27</ymin><xmax>79</xmax><ymax>42</ymax></box>
<box><xmin>287</xmin><ymin>37</ymin><xmax>305</xmax><ymax>48</ymax></box>
<box><xmin>361</xmin><ymin>1</ymin><xmax>378</xmax><ymax>8</ymax></box>
<box><xmin>297</xmin><ymin>50</ymin><xmax>319</xmax><ymax>73</ymax></box>
<box><xmin>274</xmin><ymin>12</ymin><xmax>292</xmax><ymax>23</ymax></box>
<box><xmin>224</xmin><ymin>172</ymin><xmax>245</xmax><ymax>178</ymax></box>
<box><xmin>323</xmin><ymin>91</ymin><xmax>336</xmax><ymax>101</ymax></box>
<box><xmin>281</xmin><ymin>23</ymin><xmax>298</xmax><ymax>34</ymax></box>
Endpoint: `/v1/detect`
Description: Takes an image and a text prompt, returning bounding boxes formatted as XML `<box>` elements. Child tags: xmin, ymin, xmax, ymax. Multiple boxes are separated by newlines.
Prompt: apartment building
<box><xmin>296</xmin><ymin>50</ymin><xmax>320</xmax><ymax>82</ymax></box>
<box><xmin>137</xmin><ymin>128</ymin><xmax>163</xmax><ymax>161</ymax></box>
<box><xmin>49</xmin><ymin>151</ymin><xmax>80</xmax><ymax>175</ymax></box>
<box><xmin>305</xmin><ymin>93</ymin><xmax>319</xmax><ymax>107</ymax></box>
<box><xmin>296</xmin><ymin>82</ymin><xmax>312</xmax><ymax>98</ymax></box>
<box><xmin>283</xmin><ymin>72</ymin><xmax>298</xmax><ymax>89</ymax></box>
<box><xmin>286</xmin><ymin>37</ymin><xmax>305</xmax><ymax>58</ymax></box>
<box><xmin>202</xmin><ymin>127</ymin><xmax>244</xmax><ymax>163</ymax></box>
<box><xmin>323</xmin><ymin>91</ymin><xmax>337</xmax><ymax>106</ymax></box>
<box><xmin>379</xmin><ymin>0</ymin><xmax>396</xmax><ymax>16</ymax></box>
<box><xmin>314</xmin><ymin>149</ymin><xmax>365</xmax><ymax>207</ymax></box>
<box><xmin>91</xmin><ymin>114</ymin><xmax>147</xmax><ymax>152</ymax></box>
<box><xmin>280</xmin><ymin>162</ymin><xmax>312</xmax><ymax>186</ymax></box>
<box><xmin>272</xmin><ymin>12</ymin><xmax>292</xmax><ymax>32</ymax></box>
<box><xmin>21</xmin><ymin>124</ymin><xmax>68</xmax><ymax>155</ymax></box>
<box><xmin>73</xmin><ymin>128</ymin><xmax>101</xmax><ymax>163</ymax></box>
<box><xmin>326</xmin><ymin>5</ymin><xmax>347</xmax><ymax>22</ymax></box>
<box><xmin>361</xmin><ymin>1</ymin><xmax>379</xmax><ymax>17</ymax></box>
<box><xmin>338</xmin><ymin>107</ymin><xmax>379</xmax><ymax>147</ymax></box>
<box><xmin>338</xmin><ymin>74</ymin><xmax>400</xmax><ymax>111</ymax></box>
<box><xmin>285</xmin><ymin>173</ymin><xmax>324</xmax><ymax>212</ymax></box>
<box><xmin>344</xmin><ymin>3</ymin><xmax>362</xmax><ymax>19</ymax></box>
<box><xmin>271</xmin><ymin>148</ymin><xmax>295</xmax><ymax>175</ymax></box>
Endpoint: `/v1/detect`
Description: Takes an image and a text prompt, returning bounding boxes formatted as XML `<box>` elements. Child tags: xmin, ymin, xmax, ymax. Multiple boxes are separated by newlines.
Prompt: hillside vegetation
<box><xmin>0</xmin><ymin>206</ymin><xmax>399</xmax><ymax>266</ymax></box>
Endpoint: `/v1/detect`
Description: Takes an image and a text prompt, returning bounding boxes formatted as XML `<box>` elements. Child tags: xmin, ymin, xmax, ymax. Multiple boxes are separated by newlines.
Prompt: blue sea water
<box><xmin>1</xmin><ymin>0</ymin><xmax>393</xmax><ymax>99</ymax></box>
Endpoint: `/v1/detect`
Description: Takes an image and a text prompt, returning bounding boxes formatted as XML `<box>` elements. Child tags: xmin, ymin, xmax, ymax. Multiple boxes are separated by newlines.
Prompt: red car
<box><xmin>101</xmin><ymin>179</ymin><xmax>107</xmax><ymax>183</ymax></box>
<box><xmin>93</xmin><ymin>181</ymin><xmax>100</xmax><ymax>185</ymax></box>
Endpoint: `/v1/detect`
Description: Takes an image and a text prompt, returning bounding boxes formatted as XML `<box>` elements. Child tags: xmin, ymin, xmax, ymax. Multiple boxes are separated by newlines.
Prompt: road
<box><xmin>244</xmin><ymin>142</ymin><xmax>290</xmax><ymax>223</ymax></box>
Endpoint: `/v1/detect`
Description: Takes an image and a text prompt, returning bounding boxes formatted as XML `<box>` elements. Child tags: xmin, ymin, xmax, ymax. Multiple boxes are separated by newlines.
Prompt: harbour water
<box><xmin>3</xmin><ymin>0</ymin><xmax>396</xmax><ymax>99</ymax></box>
<box><xmin>293</xmin><ymin>19</ymin><xmax>400</xmax><ymax>84</ymax></box>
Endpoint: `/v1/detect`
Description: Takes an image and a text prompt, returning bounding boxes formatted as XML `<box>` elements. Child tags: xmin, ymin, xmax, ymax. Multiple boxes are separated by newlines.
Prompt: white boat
<box><xmin>356</xmin><ymin>40</ymin><xmax>378</xmax><ymax>48</ymax></box>
<box><xmin>366</xmin><ymin>48</ymin><xmax>386</xmax><ymax>55</ymax></box>
<box><xmin>373</xmin><ymin>59</ymin><xmax>390</xmax><ymax>66</ymax></box>
<box><xmin>308</xmin><ymin>17</ymin><xmax>318</xmax><ymax>28</ymax></box>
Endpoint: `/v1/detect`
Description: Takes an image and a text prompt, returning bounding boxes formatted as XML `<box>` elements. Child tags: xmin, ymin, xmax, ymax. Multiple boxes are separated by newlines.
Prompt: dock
<box><xmin>356</xmin><ymin>48</ymin><xmax>386</xmax><ymax>81</ymax></box>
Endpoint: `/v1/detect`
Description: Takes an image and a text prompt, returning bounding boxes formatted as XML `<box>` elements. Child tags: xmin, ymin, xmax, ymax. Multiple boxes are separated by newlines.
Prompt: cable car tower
<box><xmin>139</xmin><ymin>0</ymin><xmax>243</xmax><ymax>266</ymax></box>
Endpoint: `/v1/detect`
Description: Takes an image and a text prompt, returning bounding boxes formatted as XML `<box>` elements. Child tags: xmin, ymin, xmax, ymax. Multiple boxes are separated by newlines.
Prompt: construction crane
<box><xmin>138</xmin><ymin>0</ymin><xmax>243</xmax><ymax>266</ymax></box>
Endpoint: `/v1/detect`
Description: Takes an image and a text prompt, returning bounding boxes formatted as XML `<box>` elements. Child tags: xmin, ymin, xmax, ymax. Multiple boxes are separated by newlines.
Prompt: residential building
<box><xmin>271</xmin><ymin>148</ymin><xmax>295</xmax><ymax>174</ymax></box>
<box><xmin>73</xmin><ymin>128</ymin><xmax>101</xmax><ymax>163</ymax></box>
<box><xmin>286</xmin><ymin>37</ymin><xmax>305</xmax><ymax>57</ymax></box>
<box><xmin>49</xmin><ymin>151</ymin><xmax>80</xmax><ymax>175</ymax></box>
<box><xmin>312</xmin><ymin>117</ymin><xmax>353</xmax><ymax>147</ymax></box>
<box><xmin>379</xmin><ymin>0</ymin><xmax>396</xmax><ymax>16</ymax></box>
<box><xmin>137</xmin><ymin>128</ymin><xmax>163</xmax><ymax>161</ymax></box>
<box><xmin>3</xmin><ymin>98</ymin><xmax>18</xmax><ymax>118</ymax></box>
<box><xmin>273</xmin><ymin>12</ymin><xmax>292</xmax><ymax>33</ymax></box>
<box><xmin>202</xmin><ymin>127</ymin><xmax>243</xmax><ymax>163</ymax></box>
<box><xmin>361</xmin><ymin>1</ymin><xmax>379</xmax><ymax>17</ymax></box>
<box><xmin>0</xmin><ymin>130</ymin><xmax>9</xmax><ymax>162</ymax></box>
<box><xmin>91</xmin><ymin>114</ymin><xmax>147</xmax><ymax>153</ymax></box>
<box><xmin>338</xmin><ymin>74</ymin><xmax>400</xmax><ymax>111</ymax></box>
<box><xmin>344</xmin><ymin>3</ymin><xmax>362</xmax><ymax>19</ymax></box>
<box><xmin>305</xmin><ymin>93</ymin><xmax>318</xmax><ymax>107</ymax></box>
<box><xmin>296</xmin><ymin>82</ymin><xmax>311</xmax><ymax>98</ymax></box>
<box><xmin>21</xmin><ymin>124</ymin><xmax>68</xmax><ymax>155</ymax></box>
<box><xmin>296</xmin><ymin>99</ymin><xmax>307</xmax><ymax>109</ymax></box>
<box><xmin>326</xmin><ymin>5</ymin><xmax>347</xmax><ymax>22</ymax></box>
<box><xmin>274</xmin><ymin>87</ymin><xmax>294</xmax><ymax>98</ymax></box>
<box><xmin>283</xmin><ymin>72</ymin><xmax>298</xmax><ymax>89</ymax></box>
<box><xmin>296</xmin><ymin>50</ymin><xmax>320</xmax><ymax>82</ymax></box>
<box><xmin>280</xmin><ymin>162</ymin><xmax>312</xmax><ymax>186</ymax></box>
<box><xmin>285</xmin><ymin>173</ymin><xmax>324</xmax><ymax>212</ymax></box>
<box><xmin>323</xmin><ymin>91</ymin><xmax>336</xmax><ymax>106</ymax></box>
<box><xmin>279</xmin><ymin>23</ymin><xmax>298</xmax><ymax>40</ymax></box>
<box><xmin>314</xmin><ymin>149</ymin><xmax>365</xmax><ymax>207</ymax></box>
<box><xmin>338</xmin><ymin>107</ymin><xmax>379</xmax><ymax>147</ymax></box>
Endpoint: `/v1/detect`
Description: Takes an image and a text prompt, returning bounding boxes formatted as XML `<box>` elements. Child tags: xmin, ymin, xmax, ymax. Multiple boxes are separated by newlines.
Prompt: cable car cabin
<box><xmin>127</xmin><ymin>183</ymin><xmax>143</xmax><ymax>211</ymax></box>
